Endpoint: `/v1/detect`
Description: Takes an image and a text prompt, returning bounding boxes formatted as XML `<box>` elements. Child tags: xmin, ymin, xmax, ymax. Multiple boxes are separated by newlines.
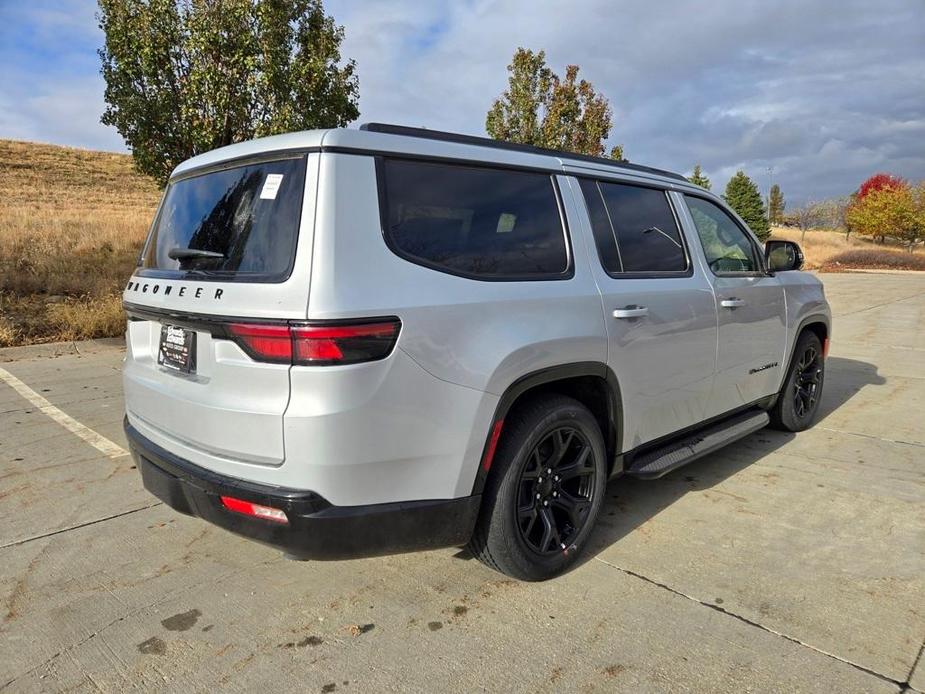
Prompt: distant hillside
<box><xmin>0</xmin><ymin>139</ymin><xmax>160</xmax><ymax>211</ymax></box>
<box><xmin>0</xmin><ymin>140</ymin><xmax>161</xmax><ymax>347</ymax></box>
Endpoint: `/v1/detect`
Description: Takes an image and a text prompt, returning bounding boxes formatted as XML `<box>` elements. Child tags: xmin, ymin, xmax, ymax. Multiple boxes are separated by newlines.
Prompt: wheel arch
<box><xmin>471</xmin><ymin>362</ymin><xmax>624</xmax><ymax>495</ymax></box>
<box><xmin>778</xmin><ymin>314</ymin><xmax>830</xmax><ymax>392</ymax></box>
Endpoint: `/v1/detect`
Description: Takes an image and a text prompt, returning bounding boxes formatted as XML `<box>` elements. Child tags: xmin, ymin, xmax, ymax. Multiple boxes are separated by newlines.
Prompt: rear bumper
<box><xmin>125</xmin><ymin>418</ymin><xmax>480</xmax><ymax>560</ymax></box>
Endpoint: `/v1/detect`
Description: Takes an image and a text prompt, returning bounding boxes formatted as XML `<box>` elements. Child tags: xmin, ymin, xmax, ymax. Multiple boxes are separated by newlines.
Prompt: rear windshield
<box><xmin>140</xmin><ymin>155</ymin><xmax>306</xmax><ymax>282</ymax></box>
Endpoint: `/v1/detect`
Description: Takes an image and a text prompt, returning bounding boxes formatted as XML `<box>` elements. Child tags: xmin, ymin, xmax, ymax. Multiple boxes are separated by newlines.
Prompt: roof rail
<box><xmin>359</xmin><ymin>122</ymin><xmax>687</xmax><ymax>182</ymax></box>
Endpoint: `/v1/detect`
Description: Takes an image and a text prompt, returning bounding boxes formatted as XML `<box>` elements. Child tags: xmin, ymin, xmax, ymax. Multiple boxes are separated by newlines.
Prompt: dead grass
<box><xmin>45</xmin><ymin>295</ymin><xmax>128</xmax><ymax>341</ymax></box>
<box><xmin>819</xmin><ymin>249</ymin><xmax>925</xmax><ymax>272</ymax></box>
<box><xmin>769</xmin><ymin>226</ymin><xmax>864</xmax><ymax>269</ymax></box>
<box><xmin>767</xmin><ymin>226</ymin><xmax>915</xmax><ymax>270</ymax></box>
<box><xmin>0</xmin><ymin>139</ymin><xmax>160</xmax><ymax>345</ymax></box>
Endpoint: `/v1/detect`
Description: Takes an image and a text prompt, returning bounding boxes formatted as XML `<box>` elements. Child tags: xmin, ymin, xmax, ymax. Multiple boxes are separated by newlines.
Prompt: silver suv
<box><xmin>123</xmin><ymin>123</ymin><xmax>830</xmax><ymax>580</ymax></box>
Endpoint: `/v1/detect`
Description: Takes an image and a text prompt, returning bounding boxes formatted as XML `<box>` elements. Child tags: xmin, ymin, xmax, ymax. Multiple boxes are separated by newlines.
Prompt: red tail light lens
<box><xmin>227</xmin><ymin>323</ymin><xmax>292</xmax><ymax>363</ymax></box>
<box><xmin>226</xmin><ymin>318</ymin><xmax>400</xmax><ymax>366</ymax></box>
<box><xmin>291</xmin><ymin>321</ymin><xmax>401</xmax><ymax>366</ymax></box>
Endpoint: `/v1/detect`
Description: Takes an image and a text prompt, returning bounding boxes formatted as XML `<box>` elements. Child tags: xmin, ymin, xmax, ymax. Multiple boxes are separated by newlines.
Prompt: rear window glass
<box><xmin>141</xmin><ymin>156</ymin><xmax>306</xmax><ymax>281</ymax></box>
<box><xmin>380</xmin><ymin>159</ymin><xmax>569</xmax><ymax>279</ymax></box>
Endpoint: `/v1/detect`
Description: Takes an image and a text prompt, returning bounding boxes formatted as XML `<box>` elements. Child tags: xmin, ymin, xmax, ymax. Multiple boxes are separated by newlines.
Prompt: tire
<box><xmin>468</xmin><ymin>394</ymin><xmax>607</xmax><ymax>581</ymax></box>
<box><xmin>769</xmin><ymin>331</ymin><xmax>825</xmax><ymax>432</ymax></box>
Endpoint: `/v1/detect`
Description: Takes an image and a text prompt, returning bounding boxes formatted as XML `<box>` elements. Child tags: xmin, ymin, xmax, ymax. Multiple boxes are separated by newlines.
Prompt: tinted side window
<box><xmin>578</xmin><ymin>178</ymin><xmax>621</xmax><ymax>274</ymax></box>
<box><xmin>685</xmin><ymin>196</ymin><xmax>759</xmax><ymax>274</ymax></box>
<box><xmin>381</xmin><ymin>159</ymin><xmax>569</xmax><ymax>279</ymax></box>
<box><xmin>598</xmin><ymin>182</ymin><xmax>686</xmax><ymax>273</ymax></box>
<box><xmin>579</xmin><ymin>181</ymin><xmax>686</xmax><ymax>273</ymax></box>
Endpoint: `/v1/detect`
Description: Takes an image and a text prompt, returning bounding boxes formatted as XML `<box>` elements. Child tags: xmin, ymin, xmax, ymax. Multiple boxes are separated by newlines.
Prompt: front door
<box><xmin>567</xmin><ymin>176</ymin><xmax>718</xmax><ymax>451</ymax></box>
<box><xmin>681</xmin><ymin>195</ymin><xmax>787</xmax><ymax>416</ymax></box>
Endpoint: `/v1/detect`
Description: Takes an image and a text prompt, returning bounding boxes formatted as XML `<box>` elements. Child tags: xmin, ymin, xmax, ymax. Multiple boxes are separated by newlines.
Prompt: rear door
<box><xmin>123</xmin><ymin>153</ymin><xmax>318</xmax><ymax>468</ymax></box>
<box><xmin>570</xmin><ymin>177</ymin><xmax>718</xmax><ymax>450</ymax></box>
<box><xmin>680</xmin><ymin>195</ymin><xmax>787</xmax><ymax>415</ymax></box>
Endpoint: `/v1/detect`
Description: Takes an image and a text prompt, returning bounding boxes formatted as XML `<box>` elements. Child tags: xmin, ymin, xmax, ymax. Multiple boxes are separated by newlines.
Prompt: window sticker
<box><xmin>496</xmin><ymin>213</ymin><xmax>517</xmax><ymax>233</ymax></box>
<box><xmin>260</xmin><ymin>173</ymin><xmax>284</xmax><ymax>200</ymax></box>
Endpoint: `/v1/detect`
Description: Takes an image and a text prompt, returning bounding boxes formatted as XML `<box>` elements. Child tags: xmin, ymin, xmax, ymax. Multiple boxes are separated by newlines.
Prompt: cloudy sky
<box><xmin>1</xmin><ymin>0</ymin><xmax>923</xmax><ymax>202</ymax></box>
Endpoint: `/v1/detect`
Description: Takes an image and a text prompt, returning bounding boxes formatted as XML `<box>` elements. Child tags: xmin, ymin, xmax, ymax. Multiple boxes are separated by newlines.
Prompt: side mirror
<box><xmin>765</xmin><ymin>240</ymin><xmax>804</xmax><ymax>272</ymax></box>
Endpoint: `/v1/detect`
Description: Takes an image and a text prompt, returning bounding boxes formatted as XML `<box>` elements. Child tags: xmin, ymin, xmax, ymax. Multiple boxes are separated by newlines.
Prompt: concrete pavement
<box><xmin>1</xmin><ymin>272</ymin><xmax>923</xmax><ymax>693</ymax></box>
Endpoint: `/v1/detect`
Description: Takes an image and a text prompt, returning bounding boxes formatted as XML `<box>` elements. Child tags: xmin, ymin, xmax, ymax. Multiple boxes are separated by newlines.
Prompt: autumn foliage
<box><xmin>846</xmin><ymin>174</ymin><xmax>924</xmax><ymax>248</ymax></box>
<box><xmin>856</xmin><ymin>173</ymin><xmax>907</xmax><ymax>199</ymax></box>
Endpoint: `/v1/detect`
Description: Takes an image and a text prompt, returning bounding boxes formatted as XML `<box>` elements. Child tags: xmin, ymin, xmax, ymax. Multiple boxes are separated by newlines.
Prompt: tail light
<box><xmin>227</xmin><ymin>318</ymin><xmax>400</xmax><ymax>366</ymax></box>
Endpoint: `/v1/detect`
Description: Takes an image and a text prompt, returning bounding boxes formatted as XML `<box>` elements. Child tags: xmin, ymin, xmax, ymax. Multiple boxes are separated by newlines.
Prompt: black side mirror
<box><xmin>765</xmin><ymin>240</ymin><xmax>804</xmax><ymax>272</ymax></box>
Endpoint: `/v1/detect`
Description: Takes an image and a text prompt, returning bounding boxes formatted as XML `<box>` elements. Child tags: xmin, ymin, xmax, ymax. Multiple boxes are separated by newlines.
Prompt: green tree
<box><xmin>724</xmin><ymin>171</ymin><xmax>770</xmax><ymax>240</ymax></box>
<box><xmin>486</xmin><ymin>48</ymin><xmax>622</xmax><ymax>159</ymax></box>
<box><xmin>845</xmin><ymin>183</ymin><xmax>923</xmax><ymax>248</ymax></box>
<box><xmin>609</xmin><ymin>144</ymin><xmax>627</xmax><ymax>162</ymax></box>
<box><xmin>769</xmin><ymin>184</ymin><xmax>785</xmax><ymax>224</ymax></box>
<box><xmin>98</xmin><ymin>0</ymin><xmax>360</xmax><ymax>184</ymax></box>
<box><xmin>687</xmin><ymin>165</ymin><xmax>711</xmax><ymax>190</ymax></box>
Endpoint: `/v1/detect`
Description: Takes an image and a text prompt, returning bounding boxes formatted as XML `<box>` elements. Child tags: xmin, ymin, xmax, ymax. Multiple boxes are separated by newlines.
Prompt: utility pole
<box><xmin>766</xmin><ymin>166</ymin><xmax>774</xmax><ymax>224</ymax></box>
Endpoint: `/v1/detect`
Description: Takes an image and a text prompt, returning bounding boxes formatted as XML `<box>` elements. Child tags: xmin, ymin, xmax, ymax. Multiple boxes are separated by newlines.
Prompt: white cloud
<box><xmin>3</xmin><ymin>0</ymin><xmax>924</xmax><ymax>201</ymax></box>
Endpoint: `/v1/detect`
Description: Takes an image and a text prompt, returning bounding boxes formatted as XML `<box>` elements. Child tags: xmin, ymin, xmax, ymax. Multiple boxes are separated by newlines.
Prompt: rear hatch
<box><xmin>123</xmin><ymin>152</ymin><xmax>318</xmax><ymax>467</ymax></box>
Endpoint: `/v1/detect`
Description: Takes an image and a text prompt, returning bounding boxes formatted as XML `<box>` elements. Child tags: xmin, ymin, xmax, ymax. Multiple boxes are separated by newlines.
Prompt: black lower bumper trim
<box><xmin>125</xmin><ymin>418</ymin><xmax>480</xmax><ymax>560</ymax></box>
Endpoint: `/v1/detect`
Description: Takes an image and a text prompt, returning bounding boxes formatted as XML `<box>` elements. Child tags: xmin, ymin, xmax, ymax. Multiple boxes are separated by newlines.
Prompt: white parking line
<box><xmin>0</xmin><ymin>366</ymin><xmax>128</xmax><ymax>458</ymax></box>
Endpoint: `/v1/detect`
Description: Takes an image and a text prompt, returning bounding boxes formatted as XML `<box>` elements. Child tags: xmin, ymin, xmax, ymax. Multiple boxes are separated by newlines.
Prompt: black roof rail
<box><xmin>359</xmin><ymin>122</ymin><xmax>687</xmax><ymax>182</ymax></box>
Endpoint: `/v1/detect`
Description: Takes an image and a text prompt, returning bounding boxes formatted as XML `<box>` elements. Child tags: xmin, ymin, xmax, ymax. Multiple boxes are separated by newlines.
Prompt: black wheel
<box><xmin>770</xmin><ymin>331</ymin><xmax>825</xmax><ymax>432</ymax></box>
<box><xmin>468</xmin><ymin>394</ymin><xmax>607</xmax><ymax>581</ymax></box>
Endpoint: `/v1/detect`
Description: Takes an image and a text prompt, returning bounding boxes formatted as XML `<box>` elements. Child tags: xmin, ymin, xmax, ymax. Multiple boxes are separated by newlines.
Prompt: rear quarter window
<box><xmin>379</xmin><ymin>158</ymin><xmax>570</xmax><ymax>280</ymax></box>
<box><xmin>140</xmin><ymin>155</ymin><xmax>306</xmax><ymax>282</ymax></box>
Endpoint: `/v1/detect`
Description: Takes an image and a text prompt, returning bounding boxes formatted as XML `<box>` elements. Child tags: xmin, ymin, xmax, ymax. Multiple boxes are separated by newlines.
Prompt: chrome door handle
<box><xmin>613</xmin><ymin>306</ymin><xmax>649</xmax><ymax>319</ymax></box>
<box><xmin>721</xmin><ymin>298</ymin><xmax>746</xmax><ymax>308</ymax></box>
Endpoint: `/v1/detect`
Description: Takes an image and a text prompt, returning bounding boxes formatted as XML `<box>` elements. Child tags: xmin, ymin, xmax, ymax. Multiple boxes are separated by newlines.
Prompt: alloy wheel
<box><xmin>793</xmin><ymin>345</ymin><xmax>822</xmax><ymax>419</ymax></box>
<box><xmin>516</xmin><ymin>427</ymin><xmax>597</xmax><ymax>555</ymax></box>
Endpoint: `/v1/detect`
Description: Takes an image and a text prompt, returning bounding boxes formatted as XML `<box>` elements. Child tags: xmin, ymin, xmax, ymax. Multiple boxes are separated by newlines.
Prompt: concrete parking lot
<box><xmin>1</xmin><ymin>272</ymin><xmax>923</xmax><ymax>693</ymax></box>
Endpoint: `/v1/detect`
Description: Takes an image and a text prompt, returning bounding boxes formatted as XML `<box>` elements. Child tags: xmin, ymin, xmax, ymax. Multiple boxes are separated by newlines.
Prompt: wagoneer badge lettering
<box><xmin>125</xmin><ymin>280</ymin><xmax>224</xmax><ymax>300</ymax></box>
<box><xmin>749</xmin><ymin>362</ymin><xmax>779</xmax><ymax>375</ymax></box>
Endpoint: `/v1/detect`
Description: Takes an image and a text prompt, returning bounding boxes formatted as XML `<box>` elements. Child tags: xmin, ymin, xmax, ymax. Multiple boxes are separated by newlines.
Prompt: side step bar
<box><xmin>626</xmin><ymin>410</ymin><xmax>770</xmax><ymax>480</ymax></box>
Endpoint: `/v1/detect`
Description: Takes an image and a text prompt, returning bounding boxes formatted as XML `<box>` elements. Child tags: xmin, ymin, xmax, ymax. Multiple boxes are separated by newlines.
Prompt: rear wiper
<box><xmin>168</xmin><ymin>247</ymin><xmax>225</xmax><ymax>261</ymax></box>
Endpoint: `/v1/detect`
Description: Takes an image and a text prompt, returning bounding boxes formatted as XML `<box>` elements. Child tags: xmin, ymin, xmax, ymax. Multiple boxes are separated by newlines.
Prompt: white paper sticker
<box><xmin>260</xmin><ymin>173</ymin><xmax>284</xmax><ymax>200</ymax></box>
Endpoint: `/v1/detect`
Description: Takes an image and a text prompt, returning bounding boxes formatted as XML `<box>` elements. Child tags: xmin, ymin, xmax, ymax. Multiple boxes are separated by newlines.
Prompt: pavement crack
<box><xmin>836</xmin><ymin>290</ymin><xmax>925</xmax><ymax>317</ymax></box>
<box><xmin>594</xmin><ymin>556</ymin><xmax>907</xmax><ymax>689</ymax></box>
<box><xmin>907</xmin><ymin>640</ymin><xmax>925</xmax><ymax>687</ymax></box>
<box><xmin>818</xmin><ymin>427</ymin><xmax>925</xmax><ymax>449</ymax></box>
<box><xmin>0</xmin><ymin>503</ymin><xmax>162</xmax><ymax>550</ymax></box>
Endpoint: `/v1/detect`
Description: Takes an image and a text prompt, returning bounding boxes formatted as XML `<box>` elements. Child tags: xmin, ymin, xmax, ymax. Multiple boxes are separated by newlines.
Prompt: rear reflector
<box><xmin>227</xmin><ymin>318</ymin><xmax>400</xmax><ymax>366</ymax></box>
<box><xmin>822</xmin><ymin>337</ymin><xmax>830</xmax><ymax>359</ymax></box>
<box><xmin>481</xmin><ymin>419</ymin><xmax>505</xmax><ymax>472</ymax></box>
<box><xmin>220</xmin><ymin>496</ymin><xmax>289</xmax><ymax>524</ymax></box>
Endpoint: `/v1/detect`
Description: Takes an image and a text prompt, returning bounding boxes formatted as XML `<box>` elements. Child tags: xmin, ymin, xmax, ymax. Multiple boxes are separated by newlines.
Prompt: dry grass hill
<box><xmin>0</xmin><ymin>139</ymin><xmax>160</xmax><ymax>346</ymax></box>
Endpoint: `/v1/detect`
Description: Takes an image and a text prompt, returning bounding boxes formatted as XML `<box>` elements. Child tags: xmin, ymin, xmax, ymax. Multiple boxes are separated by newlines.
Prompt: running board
<box><xmin>625</xmin><ymin>410</ymin><xmax>770</xmax><ymax>480</ymax></box>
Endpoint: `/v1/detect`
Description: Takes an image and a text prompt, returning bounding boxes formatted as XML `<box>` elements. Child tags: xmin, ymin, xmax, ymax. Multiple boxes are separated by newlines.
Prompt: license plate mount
<box><xmin>158</xmin><ymin>325</ymin><xmax>196</xmax><ymax>374</ymax></box>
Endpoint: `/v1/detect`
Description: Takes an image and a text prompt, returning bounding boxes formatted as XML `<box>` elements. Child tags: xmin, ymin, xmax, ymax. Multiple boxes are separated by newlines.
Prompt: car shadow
<box><xmin>451</xmin><ymin>357</ymin><xmax>885</xmax><ymax>570</ymax></box>
<box><xmin>578</xmin><ymin>356</ymin><xmax>885</xmax><ymax>563</ymax></box>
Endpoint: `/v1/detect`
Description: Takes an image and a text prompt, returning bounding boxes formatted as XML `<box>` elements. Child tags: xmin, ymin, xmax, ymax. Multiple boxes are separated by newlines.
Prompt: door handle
<box><xmin>613</xmin><ymin>306</ymin><xmax>649</xmax><ymax>319</ymax></box>
<box><xmin>721</xmin><ymin>298</ymin><xmax>746</xmax><ymax>309</ymax></box>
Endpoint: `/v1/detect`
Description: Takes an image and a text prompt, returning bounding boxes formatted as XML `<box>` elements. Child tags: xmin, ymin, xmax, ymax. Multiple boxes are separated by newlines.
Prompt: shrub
<box><xmin>820</xmin><ymin>249</ymin><xmax>925</xmax><ymax>272</ymax></box>
<box><xmin>45</xmin><ymin>296</ymin><xmax>127</xmax><ymax>342</ymax></box>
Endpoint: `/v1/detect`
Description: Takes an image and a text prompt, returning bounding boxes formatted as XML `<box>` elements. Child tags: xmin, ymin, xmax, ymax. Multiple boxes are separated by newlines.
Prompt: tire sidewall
<box><xmin>779</xmin><ymin>332</ymin><xmax>825</xmax><ymax>431</ymax></box>
<box><xmin>487</xmin><ymin>398</ymin><xmax>607</xmax><ymax>581</ymax></box>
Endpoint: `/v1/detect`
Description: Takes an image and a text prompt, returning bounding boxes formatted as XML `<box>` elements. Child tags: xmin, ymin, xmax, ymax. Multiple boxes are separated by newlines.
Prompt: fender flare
<box><xmin>470</xmin><ymin>362</ymin><xmax>624</xmax><ymax>495</ymax></box>
<box><xmin>777</xmin><ymin>313</ymin><xmax>831</xmax><ymax>392</ymax></box>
